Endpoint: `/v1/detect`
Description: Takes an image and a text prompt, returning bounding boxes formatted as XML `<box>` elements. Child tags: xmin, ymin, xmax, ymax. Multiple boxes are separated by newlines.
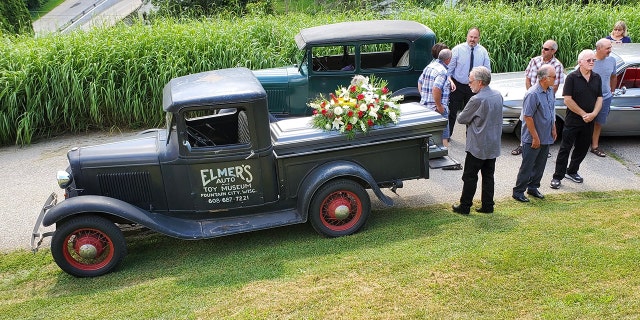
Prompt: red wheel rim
<box><xmin>319</xmin><ymin>190</ymin><xmax>362</xmax><ymax>231</ymax></box>
<box><xmin>62</xmin><ymin>228</ymin><xmax>115</xmax><ymax>271</ymax></box>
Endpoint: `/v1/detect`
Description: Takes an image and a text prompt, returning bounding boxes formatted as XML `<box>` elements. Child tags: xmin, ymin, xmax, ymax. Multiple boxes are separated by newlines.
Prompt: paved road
<box><xmin>2</xmin><ymin>124</ymin><xmax>639</xmax><ymax>252</ymax></box>
<box><xmin>32</xmin><ymin>0</ymin><xmax>142</xmax><ymax>34</ymax></box>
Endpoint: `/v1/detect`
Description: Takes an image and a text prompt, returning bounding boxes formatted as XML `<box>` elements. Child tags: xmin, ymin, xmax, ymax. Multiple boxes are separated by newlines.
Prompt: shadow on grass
<box><xmin>43</xmin><ymin>200</ymin><xmax>524</xmax><ymax>295</ymax></box>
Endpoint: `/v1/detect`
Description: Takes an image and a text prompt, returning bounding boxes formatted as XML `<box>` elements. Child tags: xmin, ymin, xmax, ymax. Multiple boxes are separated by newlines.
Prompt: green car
<box><xmin>253</xmin><ymin>20</ymin><xmax>437</xmax><ymax>116</ymax></box>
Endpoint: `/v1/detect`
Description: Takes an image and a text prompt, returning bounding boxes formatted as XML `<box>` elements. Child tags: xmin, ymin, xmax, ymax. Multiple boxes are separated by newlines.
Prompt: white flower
<box><xmin>359</xmin><ymin>103</ymin><xmax>368</xmax><ymax>112</ymax></box>
<box><xmin>389</xmin><ymin>111</ymin><xmax>398</xmax><ymax>123</ymax></box>
<box><xmin>325</xmin><ymin>123</ymin><xmax>331</xmax><ymax>130</ymax></box>
<box><xmin>333</xmin><ymin>106</ymin><xmax>344</xmax><ymax>116</ymax></box>
<box><xmin>391</xmin><ymin>95</ymin><xmax>404</xmax><ymax>102</ymax></box>
<box><xmin>350</xmin><ymin>116</ymin><xmax>358</xmax><ymax>124</ymax></box>
<box><xmin>332</xmin><ymin>117</ymin><xmax>344</xmax><ymax>130</ymax></box>
<box><xmin>360</xmin><ymin>121</ymin><xmax>367</xmax><ymax>132</ymax></box>
<box><xmin>350</xmin><ymin>75</ymin><xmax>368</xmax><ymax>87</ymax></box>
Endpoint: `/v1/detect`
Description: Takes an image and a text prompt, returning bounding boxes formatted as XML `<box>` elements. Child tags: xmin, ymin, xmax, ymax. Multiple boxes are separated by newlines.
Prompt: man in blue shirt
<box><xmin>418</xmin><ymin>48</ymin><xmax>452</xmax><ymax>147</ymax></box>
<box><xmin>512</xmin><ymin>65</ymin><xmax>558</xmax><ymax>202</ymax></box>
<box><xmin>590</xmin><ymin>38</ymin><xmax>617</xmax><ymax>157</ymax></box>
<box><xmin>447</xmin><ymin>27</ymin><xmax>491</xmax><ymax>139</ymax></box>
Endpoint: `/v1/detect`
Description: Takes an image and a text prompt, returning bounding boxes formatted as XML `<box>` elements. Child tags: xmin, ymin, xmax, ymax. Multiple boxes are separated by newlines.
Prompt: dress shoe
<box><xmin>475</xmin><ymin>207</ymin><xmax>493</xmax><ymax>214</ymax></box>
<box><xmin>512</xmin><ymin>194</ymin><xmax>530</xmax><ymax>203</ymax></box>
<box><xmin>527</xmin><ymin>189</ymin><xmax>545</xmax><ymax>199</ymax></box>
<box><xmin>452</xmin><ymin>204</ymin><xmax>470</xmax><ymax>215</ymax></box>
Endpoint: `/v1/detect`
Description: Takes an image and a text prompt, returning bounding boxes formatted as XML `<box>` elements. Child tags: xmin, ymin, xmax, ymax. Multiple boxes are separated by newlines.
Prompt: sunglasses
<box><xmin>583</xmin><ymin>58</ymin><xmax>596</xmax><ymax>63</ymax></box>
<box><xmin>542</xmin><ymin>47</ymin><xmax>553</xmax><ymax>51</ymax></box>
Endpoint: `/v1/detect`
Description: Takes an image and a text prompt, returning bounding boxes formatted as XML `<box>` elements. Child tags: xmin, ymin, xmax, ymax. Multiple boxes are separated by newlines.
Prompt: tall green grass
<box><xmin>1</xmin><ymin>3</ymin><xmax>639</xmax><ymax>145</ymax></box>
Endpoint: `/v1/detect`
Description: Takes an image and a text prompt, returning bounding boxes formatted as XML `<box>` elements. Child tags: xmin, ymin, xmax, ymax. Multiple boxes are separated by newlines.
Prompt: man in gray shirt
<box><xmin>512</xmin><ymin>65</ymin><xmax>558</xmax><ymax>202</ymax></box>
<box><xmin>590</xmin><ymin>38</ymin><xmax>617</xmax><ymax>157</ymax></box>
<box><xmin>452</xmin><ymin>66</ymin><xmax>503</xmax><ymax>215</ymax></box>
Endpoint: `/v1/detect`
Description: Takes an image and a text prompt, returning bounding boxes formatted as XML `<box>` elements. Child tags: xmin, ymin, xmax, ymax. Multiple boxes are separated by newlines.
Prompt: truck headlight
<box><xmin>57</xmin><ymin>170</ymin><xmax>72</xmax><ymax>189</ymax></box>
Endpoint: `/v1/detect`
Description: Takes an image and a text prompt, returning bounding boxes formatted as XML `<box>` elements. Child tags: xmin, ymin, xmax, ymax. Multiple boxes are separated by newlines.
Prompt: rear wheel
<box><xmin>51</xmin><ymin>215</ymin><xmax>126</xmax><ymax>277</ymax></box>
<box><xmin>309</xmin><ymin>179</ymin><xmax>371</xmax><ymax>237</ymax></box>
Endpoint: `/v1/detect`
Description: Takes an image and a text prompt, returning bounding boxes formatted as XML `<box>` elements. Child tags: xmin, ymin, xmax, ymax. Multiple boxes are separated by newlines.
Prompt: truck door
<box><xmin>163</xmin><ymin>107</ymin><xmax>278</xmax><ymax>213</ymax></box>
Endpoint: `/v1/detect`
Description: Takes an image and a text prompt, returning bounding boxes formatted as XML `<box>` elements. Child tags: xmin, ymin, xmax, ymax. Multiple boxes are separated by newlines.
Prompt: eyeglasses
<box><xmin>582</xmin><ymin>59</ymin><xmax>596</xmax><ymax>63</ymax></box>
<box><xmin>614</xmin><ymin>28</ymin><xmax>623</xmax><ymax>31</ymax></box>
<box><xmin>542</xmin><ymin>47</ymin><xmax>553</xmax><ymax>51</ymax></box>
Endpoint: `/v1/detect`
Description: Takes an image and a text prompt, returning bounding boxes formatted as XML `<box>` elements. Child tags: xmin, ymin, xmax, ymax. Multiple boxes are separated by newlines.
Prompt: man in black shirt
<box><xmin>550</xmin><ymin>50</ymin><xmax>603</xmax><ymax>189</ymax></box>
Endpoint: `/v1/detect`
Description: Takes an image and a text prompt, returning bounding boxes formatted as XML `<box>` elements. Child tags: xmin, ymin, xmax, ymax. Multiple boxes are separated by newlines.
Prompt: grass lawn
<box><xmin>1</xmin><ymin>190</ymin><xmax>640</xmax><ymax>318</ymax></box>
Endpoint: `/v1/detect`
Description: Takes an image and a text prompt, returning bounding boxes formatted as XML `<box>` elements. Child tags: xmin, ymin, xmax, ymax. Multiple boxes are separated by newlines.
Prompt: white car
<box><xmin>497</xmin><ymin>43</ymin><xmax>640</xmax><ymax>139</ymax></box>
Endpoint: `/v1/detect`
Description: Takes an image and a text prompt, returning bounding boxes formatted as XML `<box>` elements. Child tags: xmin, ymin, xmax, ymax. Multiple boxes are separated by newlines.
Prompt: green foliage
<box><xmin>24</xmin><ymin>0</ymin><xmax>45</xmax><ymax>10</ymax></box>
<box><xmin>150</xmin><ymin>0</ymin><xmax>275</xmax><ymax>18</ymax></box>
<box><xmin>397</xmin><ymin>1</ymin><xmax>640</xmax><ymax>74</ymax></box>
<box><xmin>0</xmin><ymin>0</ymin><xmax>33</xmax><ymax>35</ymax></box>
<box><xmin>2</xmin><ymin>191</ymin><xmax>640</xmax><ymax>317</ymax></box>
<box><xmin>1</xmin><ymin>3</ymin><xmax>640</xmax><ymax>145</ymax></box>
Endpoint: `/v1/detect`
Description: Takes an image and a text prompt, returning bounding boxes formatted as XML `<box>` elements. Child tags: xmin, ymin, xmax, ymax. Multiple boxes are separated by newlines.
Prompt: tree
<box><xmin>0</xmin><ymin>0</ymin><xmax>33</xmax><ymax>35</ymax></box>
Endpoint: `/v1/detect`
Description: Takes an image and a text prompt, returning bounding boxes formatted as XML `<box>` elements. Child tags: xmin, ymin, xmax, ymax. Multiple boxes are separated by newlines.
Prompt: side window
<box><xmin>311</xmin><ymin>45</ymin><xmax>355</xmax><ymax>72</ymax></box>
<box><xmin>361</xmin><ymin>42</ymin><xmax>409</xmax><ymax>70</ymax></box>
<box><xmin>183</xmin><ymin>108</ymin><xmax>249</xmax><ymax>150</ymax></box>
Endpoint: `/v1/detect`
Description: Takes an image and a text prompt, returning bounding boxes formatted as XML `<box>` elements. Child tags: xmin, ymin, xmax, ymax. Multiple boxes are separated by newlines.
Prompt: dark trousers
<box><xmin>459</xmin><ymin>152</ymin><xmax>496</xmax><ymax>209</ymax></box>
<box><xmin>513</xmin><ymin>143</ymin><xmax>550</xmax><ymax>195</ymax></box>
<box><xmin>449</xmin><ymin>78</ymin><xmax>475</xmax><ymax>137</ymax></box>
<box><xmin>553</xmin><ymin>123</ymin><xmax>594</xmax><ymax>180</ymax></box>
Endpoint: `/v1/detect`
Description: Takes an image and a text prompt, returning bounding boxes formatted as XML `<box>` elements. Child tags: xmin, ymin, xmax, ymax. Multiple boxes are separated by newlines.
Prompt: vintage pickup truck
<box><xmin>31</xmin><ymin>67</ymin><xmax>447</xmax><ymax>277</ymax></box>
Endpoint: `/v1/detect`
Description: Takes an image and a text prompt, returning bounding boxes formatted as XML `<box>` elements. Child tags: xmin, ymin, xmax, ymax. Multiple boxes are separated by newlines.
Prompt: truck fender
<box><xmin>297</xmin><ymin>160</ymin><xmax>394</xmax><ymax>218</ymax></box>
<box><xmin>42</xmin><ymin>195</ymin><xmax>199</xmax><ymax>239</ymax></box>
<box><xmin>392</xmin><ymin>87</ymin><xmax>420</xmax><ymax>103</ymax></box>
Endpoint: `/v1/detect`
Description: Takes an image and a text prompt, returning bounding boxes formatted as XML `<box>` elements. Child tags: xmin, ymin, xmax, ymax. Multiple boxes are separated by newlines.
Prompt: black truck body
<box><xmin>32</xmin><ymin>67</ymin><xmax>447</xmax><ymax>277</ymax></box>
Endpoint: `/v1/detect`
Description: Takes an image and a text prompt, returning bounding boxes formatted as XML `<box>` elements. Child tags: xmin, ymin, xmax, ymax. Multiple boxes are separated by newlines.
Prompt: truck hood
<box><xmin>252</xmin><ymin>66</ymin><xmax>305</xmax><ymax>87</ymax></box>
<box><xmin>68</xmin><ymin>131</ymin><xmax>160</xmax><ymax>169</ymax></box>
<box><xmin>492</xmin><ymin>71</ymin><xmax>566</xmax><ymax>108</ymax></box>
<box><xmin>491</xmin><ymin>71</ymin><xmax>530</xmax><ymax>103</ymax></box>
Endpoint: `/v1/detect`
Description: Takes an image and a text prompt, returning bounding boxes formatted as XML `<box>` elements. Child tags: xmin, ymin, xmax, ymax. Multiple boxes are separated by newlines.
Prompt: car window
<box><xmin>183</xmin><ymin>108</ymin><xmax>249</xmax><ymax>150</ymax></box>
<box><xmin>311</xmin><ymin>45</ymin><xmax>355</xmax><ymax>72</ymax></box>
<box><xmin>361</xmin><ymin>42</ymin><xmax>410</xmax><ymax>69</ymax></box>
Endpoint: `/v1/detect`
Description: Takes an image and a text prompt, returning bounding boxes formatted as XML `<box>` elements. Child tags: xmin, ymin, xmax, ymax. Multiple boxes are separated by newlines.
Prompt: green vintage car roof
<box><xmin>294</xmin><ymin>20</ymin><xmax>434</xmax><ymax>50</ymax></box>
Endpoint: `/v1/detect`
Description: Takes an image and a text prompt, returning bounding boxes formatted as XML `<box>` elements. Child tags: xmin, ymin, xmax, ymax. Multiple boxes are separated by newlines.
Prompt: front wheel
<box><xmin>51</xmin><ymin>215</ymin><xmax>126</xmax><ymax>277</ymax></box>
<box><xmin>309</xmin><ymin>179</ymin><xmax>371</xmax><ymax>237</ymax></box>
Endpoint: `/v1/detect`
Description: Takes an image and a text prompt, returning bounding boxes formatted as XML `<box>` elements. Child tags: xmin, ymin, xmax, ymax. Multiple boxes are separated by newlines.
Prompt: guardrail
<box><xmin>57</xmin><ymin>0</ymin><xmax>109</xmax><ymax>33</ymax></box>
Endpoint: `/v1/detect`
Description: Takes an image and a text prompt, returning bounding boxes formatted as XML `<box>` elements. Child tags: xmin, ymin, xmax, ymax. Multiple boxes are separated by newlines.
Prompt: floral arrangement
<box><xmin>309</xmin><ymin>75</ymin><xmax>403</xmax><ymax>138</ymax></box>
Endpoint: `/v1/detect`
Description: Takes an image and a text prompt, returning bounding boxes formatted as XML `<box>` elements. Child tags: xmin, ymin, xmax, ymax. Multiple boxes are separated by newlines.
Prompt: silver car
<box><xmin>497</xmin><ymin>43</ymin><xmax>640</xmax><ymax>139</ymax></box>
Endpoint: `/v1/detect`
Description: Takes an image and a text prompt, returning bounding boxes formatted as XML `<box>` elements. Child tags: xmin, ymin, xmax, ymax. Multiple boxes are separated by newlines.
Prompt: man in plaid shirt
<box><xmin>418</xmin><ymin>48</ymin><xmax>453</xmax><ymax>147</ymax></box>
<box><xmin>512</xmin><ymin>39</ymin><xmax>565</xmax><ymax>156</ymax></box>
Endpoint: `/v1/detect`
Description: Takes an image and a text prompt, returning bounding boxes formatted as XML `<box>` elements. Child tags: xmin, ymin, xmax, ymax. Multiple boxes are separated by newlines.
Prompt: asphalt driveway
<box><xmin>1</xmin><ymin>125</ymin><xmax>639</xmax><ymax>252</ymax></box>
